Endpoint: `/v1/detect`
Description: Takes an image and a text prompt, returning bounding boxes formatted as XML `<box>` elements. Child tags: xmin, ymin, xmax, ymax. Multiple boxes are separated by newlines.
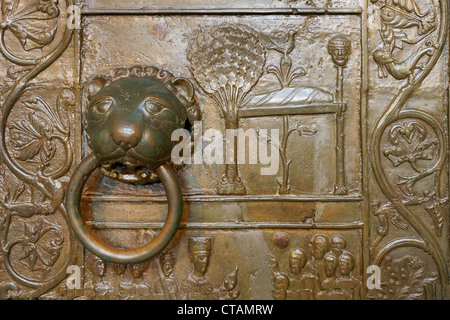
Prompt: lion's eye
<box><xmin>91</xmin><ymin>98</ymin><xmax>112</xmax><ymax>115</ymax></box>
<box><xmin>145</xmin><ymin>100</ymin><xmax>163</xmax><ymax>114</ymax></box>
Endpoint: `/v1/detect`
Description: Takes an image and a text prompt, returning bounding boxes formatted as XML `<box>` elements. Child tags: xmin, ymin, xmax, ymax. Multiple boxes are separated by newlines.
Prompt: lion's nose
<box><xmin>112</xmin><ymin>121</ymin><xmax>142</xmax><ymax>150</ymax></box>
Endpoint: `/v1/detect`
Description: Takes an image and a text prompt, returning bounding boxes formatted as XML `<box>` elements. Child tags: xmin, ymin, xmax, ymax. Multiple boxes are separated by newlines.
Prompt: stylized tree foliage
<box><xmin>188</xmin><ymin>24</ymin><xmax>266</xmax><ymax>127</ymax></box>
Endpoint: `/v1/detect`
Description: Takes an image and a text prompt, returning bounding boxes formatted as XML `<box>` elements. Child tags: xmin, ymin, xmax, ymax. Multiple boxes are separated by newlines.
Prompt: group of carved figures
<box><xmin>268</xmin><ymin>234</ymin><xmax>359</xmax><ymax>300</ymax></box>
<box><xmin>43</xmin><ymin>236</ymin><xmax>238</xmax><ymax>300</ymax></box>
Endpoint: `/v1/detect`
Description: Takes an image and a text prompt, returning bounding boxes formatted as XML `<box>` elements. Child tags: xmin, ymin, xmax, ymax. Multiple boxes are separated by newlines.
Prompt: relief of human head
<box><xmin>324</xmin><ymin>252</ymin><xmax>338</xmax><ymax>278</ymax></box>
<box><xmin>112</xmin><ymin>263</ymin><xmax>127</xmax><ymax>276</ymax></box>
<box><xmin>309</xmin><ymin>234</ymin><xmax>329</xmax><ymax>260</ymax></box>
<box><xmin>339</xmin><ymin>251</ymin><xmax>356</xmax><ymax>276</ymax></box>
<box><xmin>330</xmin><ymin>234</ymin><xmax>347</xmax><ymax>256</ymax></box>
<box><xmin>87</xmin><ymin>253</ymin><xmax>107</xmax><ymax>278</ymax></box>
<box><xmin>160</xmin><ymin>250</ymin><xmax>176</xmax><ymax>278</ymax></box>
<box><xmin>289</xmin><ymin>249</ymin><xmax>307</xmax><ymax>275</ymax></box>
<box><xmin>328</xmin><ymin>35</ymin><xmax>352</xmax><ymax>67</ymax></box>
<box><xmin>130</xmin><ymin>260</ymin><xmax>150</xmax><ymax>279</ymax></box>
<box><xmin>188</xmin><ymin>237</ymin><xmax>211</xmax><ymax>276</ymax></box>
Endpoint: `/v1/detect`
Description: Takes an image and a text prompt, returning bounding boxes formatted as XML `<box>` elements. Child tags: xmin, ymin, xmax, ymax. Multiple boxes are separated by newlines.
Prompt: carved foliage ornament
<box><xmin>0</xmin><ymin>0</ymin><xmax>61</xmax><ymax>64</ymax></box>
<box><xmin>369</xmin><ymin>0</ymin><xmax>449</xmax><ymax>288</ymax></box>
<box><xmin>368</xmin><ymin>255</ymin><xmax>438</xmax><ymax>300</ymax></box>
<box><xmin>0</xmin><ymin>0</ymin><xmax>76</xmax><ymax>298</ymax></box>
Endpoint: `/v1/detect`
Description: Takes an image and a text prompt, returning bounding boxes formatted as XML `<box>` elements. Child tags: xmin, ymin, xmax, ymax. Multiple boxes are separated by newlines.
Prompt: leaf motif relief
<box><xmin>8</xmin><ymin>93</ymin><xmax>72</xmax><ymax>172</ymax></box>
<box><xmin>372</xmin><ymin>200</ymin><xmax>409</xmax><ymax>234</ymax></box>
<box><xmin>18</xmin><ymin>218</ymin><xmax>64</xmax><ymax>272</ymax></box>
<box><xmin>0</xmin><ymin>0</ymin><xmax>60</xmax><ymax>51</ymax></box>
<box><xmin>383</xmin><ymin>121</ymin><xmax>438</xmax><ymax>171</ymax></box>
<box><xmin>1</xmin><ymin>0</ymin><xmax>15</xmax><ymax>17</ymax></box>
<box><xmin>261</xmin><ymin>28</ymin><xmax>308</xmax><ymax>88</ymax></box>
<box><xmin>188</xmin><ymin>24</ymin><xmax>266</xmax><ymax>122</ymax></box>
<box><xmin>10</xmin><ymin>112</ymin><xmax>51</xmax><ymax>162</ymax></box>
<box><xmin>370</xmin><ymin>255</ymin><xmax>438</xmax><ymax>300</ymax></box>
<box><xmin>381</xmin><ymin>120</ymin><xmax>446</xmax><ymax>236</ymax></box>
<box><xmin>422</xmin><ymin>190</ymin><xmax>447</xmax><ymax>236</ymax></box>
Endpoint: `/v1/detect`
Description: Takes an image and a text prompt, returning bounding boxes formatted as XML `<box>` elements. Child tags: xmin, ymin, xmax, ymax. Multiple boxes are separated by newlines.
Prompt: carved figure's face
<box><xmin>113</xmin><ymin>263</ymin><xmax>127</xmax><ymax>276</ymax></box>
<box><xmin>310</xmin><ymin>236</ymin><xmax>328</xmax><ymax>260</ymax></box>
<box><xmin>93</xmin><ymin>258</ymin><xmax>106</xmax><ymax>277</ymax></box>
<box><xmin>272</xmin><ymin>273</ymin><xmax>289</xmax><ymax>299</ymax></box>
<box><xmin>190</xmin><ymin>251</ymin><xmax>210</xmax><ymax>275</ymax></box>
<box><xmin>324</xmin><ymin>253</ymin><xmax>338</xmax><ymax>277</ymax></box>
<box><xmin>85</xmin><ymin>77</ymin><xmax>188</xmax><ymax>184</ymax></box>
<box><xmin>161</xmin><ymin>261</ymin><xmax>174</xmax><ymax>277</ymax></box>
<box><xmin>339</xmin><ymin>253</ymin><xmax>355</xmax><ymax>276</ymax></box>
<box><xmin>331</xmin><ymin>235</ymin><xmax>346</xmax><ymax>256</ymax></box>
<box><xmin>328</xmin><ymin>36</ymin><xmax>351</xmax><ymax>67</ymax></box>
<box><xmin>223</xmin><ymin>271</ymin><xmax>238</xmax><ymax>291</ymax></box>
<box><xmin>289</xmin><ymin>251</ymin><xmax>306</xmax><ymax>275</ymax></box>
<box><xmin>331</xmin><ymin>46</ymin><xmax>349</xmax><ymax>66</ymax></box>
<box><xmin>130</xmin><ymin>261</ymin><xmax>149</xmax><ymax>279</ymax></box>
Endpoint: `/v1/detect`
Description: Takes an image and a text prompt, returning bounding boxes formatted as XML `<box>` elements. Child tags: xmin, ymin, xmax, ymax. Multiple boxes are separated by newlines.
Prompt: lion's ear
<box><xmin>172</xmin><ymin>78</ymin><xmax>194</xmax><ymax>104</ymax></box>
<box><xmin>88</xmin><ymin>77</ymin><xmax>106</xmax><ymax>99</ymax></box>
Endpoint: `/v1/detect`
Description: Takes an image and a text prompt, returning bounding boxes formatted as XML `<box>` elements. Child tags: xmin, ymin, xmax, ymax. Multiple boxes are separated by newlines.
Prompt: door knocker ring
<box><xmin>65</xmin><ymin>66</ymin><xmax>199</xmax><ymax>264</ymax></box>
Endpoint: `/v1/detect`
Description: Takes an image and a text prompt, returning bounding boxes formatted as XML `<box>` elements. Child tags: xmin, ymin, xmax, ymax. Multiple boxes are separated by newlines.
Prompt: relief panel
<box><xmin>0</xmin><ymin>0</ymin><xmax>447</xmax><ymax>300</ymax></box>
<box><xmin>81</xmin><ymin>15</ymin><xmax>362</xmax><ymax>200</ymax></box>
<box><xmin>41</xmin><ymin>230</ymin><xmax>362</xmax><ymax>300</ymax></box>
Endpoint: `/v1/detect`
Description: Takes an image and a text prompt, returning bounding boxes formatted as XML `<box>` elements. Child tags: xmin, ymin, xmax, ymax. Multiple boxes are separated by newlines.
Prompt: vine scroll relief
<box><xmin>0</xmin><ymin>0</ymin><xmax>77</xmax><ymax>299</ymax></box>
<box><xmin>369</xmin><ymin>0</ymin><xmax>449</xmax><ymax>292</ymax></box>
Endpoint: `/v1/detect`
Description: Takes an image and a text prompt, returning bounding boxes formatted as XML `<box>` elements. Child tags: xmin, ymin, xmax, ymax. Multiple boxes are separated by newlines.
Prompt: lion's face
<box><xmin>85</xmin><ymin>76</ymin><xmax>189</xmax><ymax>184</ymax></box>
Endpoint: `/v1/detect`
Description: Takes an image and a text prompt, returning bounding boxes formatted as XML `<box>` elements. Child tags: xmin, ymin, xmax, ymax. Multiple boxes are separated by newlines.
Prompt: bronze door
<box><xmin>0</xmin><ymin>0</ymin><xmax>448</xmax><ymax>300</ymax></box>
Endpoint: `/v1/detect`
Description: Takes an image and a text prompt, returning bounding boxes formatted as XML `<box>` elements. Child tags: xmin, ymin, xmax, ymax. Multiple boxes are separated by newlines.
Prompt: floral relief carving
<box><xmin>379</xmin><ymin>117</ymin><xmax>446</xmax><ymax>238</ymax></box>
<box><xmin>0</xmin><ymin>90</ymin><xmax>75</xmax><ymax>297</ymax></box>
<box><xmin>367</xmin><ymin>255</ymin><xmax>438</xmax><ymax>300</ymax></box>
<box><xmin>384</xmin><ymin>121</ymin><xmax>438</xmax><ymax>173</ymax></box>
<box><xmin>369</xmin><ymin>0</ymin><xmax>448</xmax><ymax>299</ymax></box>
<box><xmin>188</xmin><ymin>24</ymin><xmax>266</xmax><ymax>195</ymax></box>
<box><xmin>380</xmin><ymin>120</ymin><xmax>446</xmax><ymax>237</ymax></box>
<box><xmin>16</xmin><ymin>218</ymin><xmax>64</xmax><ymax>275</ymax></box>
<box><xmin>0</xmin><ymin>0</ymin><xmax>60</xmax><ymax>52</ymax></box>
<box><xmin>9</xmin><ymin>90</ymin><xmax>73</xmax><ymax>175</ymax></box>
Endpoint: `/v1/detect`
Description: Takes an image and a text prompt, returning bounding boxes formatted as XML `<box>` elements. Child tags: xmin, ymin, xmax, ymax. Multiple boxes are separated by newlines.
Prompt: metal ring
<box><xmin>65</xmin><ymin>153</ymin><xmax>183</xmax><ymax>264</ymax></box>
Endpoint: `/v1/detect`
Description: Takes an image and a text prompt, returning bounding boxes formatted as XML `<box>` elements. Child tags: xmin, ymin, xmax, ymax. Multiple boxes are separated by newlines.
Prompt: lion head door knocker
<box><xmin>65</xmin><ymin>66</ymin><xmax>199</xmax><ymax>264</ymax></box>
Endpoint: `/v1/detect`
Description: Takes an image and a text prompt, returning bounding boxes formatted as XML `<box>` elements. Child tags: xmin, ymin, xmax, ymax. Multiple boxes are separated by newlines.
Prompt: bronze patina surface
<box><xmin>0</xmin><ymin>0</ymin><xmax>448</xmax><ymax>300</ymax></box>
<box><xmin>66</xmin><ymin>68</ymin><xmax>188</xmax><ymax>264</ymax></box>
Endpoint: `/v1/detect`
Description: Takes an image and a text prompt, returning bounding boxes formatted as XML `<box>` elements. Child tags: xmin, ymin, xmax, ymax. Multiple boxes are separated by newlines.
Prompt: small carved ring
<box><xmin>65</xmin><ymin>153</ymin><xmax>183</xmax><ymax>264</ymax></box>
